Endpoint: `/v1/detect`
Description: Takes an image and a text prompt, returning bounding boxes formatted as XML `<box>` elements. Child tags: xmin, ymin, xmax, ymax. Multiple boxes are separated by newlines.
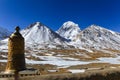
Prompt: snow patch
<box><xmin>68</xmin><ymin>69</ymin><xmax>85</xmax><ymax>73</ymax></box>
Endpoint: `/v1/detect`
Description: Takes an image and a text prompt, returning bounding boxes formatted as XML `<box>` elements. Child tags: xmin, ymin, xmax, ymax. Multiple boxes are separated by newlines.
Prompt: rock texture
<box><xmin>5</xmin><ymin>26</ymin><xmax>26</xmax><ymax>73</ymax></box>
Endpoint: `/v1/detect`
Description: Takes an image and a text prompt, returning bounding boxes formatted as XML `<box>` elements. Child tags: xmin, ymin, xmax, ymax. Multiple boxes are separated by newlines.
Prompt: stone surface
<box><xmin>5</xmin><ymin>26</ymin><xmax>26</xmax><ymax>73</ymax></box>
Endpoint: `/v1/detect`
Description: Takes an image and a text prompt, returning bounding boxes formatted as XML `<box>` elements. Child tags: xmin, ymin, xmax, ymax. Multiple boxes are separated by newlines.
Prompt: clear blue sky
<box><xmin>0</xmin><ymin>0</ymin><xmax>120</xmax><ymax>32</ymax></box>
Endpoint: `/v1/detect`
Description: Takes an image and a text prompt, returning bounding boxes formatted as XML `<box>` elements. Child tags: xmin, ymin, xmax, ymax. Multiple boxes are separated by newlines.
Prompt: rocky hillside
<box><xmin>0</xmin><ymin>27</ymin><xmax>10</xmax><ymax>40</ymax></box>
<box><xmin>68</xmin><ymin>25</ymin><xmax>120</xmax><ymax>50</ymax></box>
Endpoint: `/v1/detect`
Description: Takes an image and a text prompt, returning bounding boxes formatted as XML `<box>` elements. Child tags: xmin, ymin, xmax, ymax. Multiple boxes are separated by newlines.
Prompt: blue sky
<box><xmin>0</xmin><ymin>0</ymin><xmax>120</xmax><ymax>32</ymax></box>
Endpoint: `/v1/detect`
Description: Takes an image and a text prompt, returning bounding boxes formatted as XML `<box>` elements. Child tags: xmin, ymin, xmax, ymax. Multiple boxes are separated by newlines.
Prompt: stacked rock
<box><xmin>5</xmin><ymin>26</ymin><xmax>26</xmax><ymax>73</ymax></box>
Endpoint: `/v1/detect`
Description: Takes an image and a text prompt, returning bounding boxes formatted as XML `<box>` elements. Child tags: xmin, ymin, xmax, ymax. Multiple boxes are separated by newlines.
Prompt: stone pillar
<box><xmin>5</xmin><ymin>26</ymin><xmax>26</xmax><ymax>73</ymax></box>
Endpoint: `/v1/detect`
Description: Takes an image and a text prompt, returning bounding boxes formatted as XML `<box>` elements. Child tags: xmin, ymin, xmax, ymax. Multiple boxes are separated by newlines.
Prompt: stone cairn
<box><xmin>0</xmin><ymin>27</ymin><xmax>40</xmax><ymax>79</ymax></box>
<box><xmin>5</xmin><ymin>26</ymin><xmax>26</xmax><ymax>73</ymax></box>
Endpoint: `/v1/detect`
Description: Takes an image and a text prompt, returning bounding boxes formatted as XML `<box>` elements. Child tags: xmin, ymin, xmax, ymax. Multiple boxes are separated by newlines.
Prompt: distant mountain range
<box><xmin>0</xmin><ymin>27</ymin><xmax>11</xmax><ymax>40</ymax></box>
<box><xmin>1</xmin><ymin>21</ymin><xmax>120</xmax><ymax>50</ymax></box>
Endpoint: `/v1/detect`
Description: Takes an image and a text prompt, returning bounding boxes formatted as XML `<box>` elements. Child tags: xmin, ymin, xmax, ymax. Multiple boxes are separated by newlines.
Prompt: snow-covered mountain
<box><xmin>0</xmin><ymin>27</ymin><xmax>10</xmax><ymax>40</ymax></box>
<box><xmin>1</xmin><ymin>22</ymin><xmax>120</xmax><ymax>51</ymax></box>
<box><xmin>57</xmin><ymin>21</ymin><xmax>81</xmax><ymax>41</ymax></box>
<box><xmin>1</xmin><ymin>23</ymin><xmax>120</xmax><ymax>70</ymax></box>
<box><xmin>70</xmin><ymin>25</ymin><xmax>120</xmax><ymax>50</ymax></box>
<box><xmin>20</xmin><ymin>22</ymin><xmax>67</xmax><ymax>49</ymax></box>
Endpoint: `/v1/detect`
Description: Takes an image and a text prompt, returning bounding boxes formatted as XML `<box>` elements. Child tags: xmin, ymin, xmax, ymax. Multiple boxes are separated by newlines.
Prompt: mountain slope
<box><xmin>0</xmin><ymin>27</ymin><xmax>10</xmax><ymax>40</ymax></box>
<box><xmin>1</xmin><ymin>22</ymin><xmax>120</xmax><ymax>51</ymax></box>
<box><xmin>71</xmin><ymin>25</ymin><xmax>120</xmax><ymax>50</ymax></box>
<box><xmin>57</xmin><ymin>21</ymin><xmax>81</xmax><ymax>41</ymax></box>
<box><xmin>20</xmin><ymin>22</ymin><xmax>68</xmax><ymax>49</ymax></box>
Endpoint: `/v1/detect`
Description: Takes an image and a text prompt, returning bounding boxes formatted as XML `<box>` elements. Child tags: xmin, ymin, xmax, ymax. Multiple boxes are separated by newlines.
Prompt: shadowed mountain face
<box><xmin>0</xmin><ymin>27</ymin><xmax>11</xmax><ymax>40</ymax></box>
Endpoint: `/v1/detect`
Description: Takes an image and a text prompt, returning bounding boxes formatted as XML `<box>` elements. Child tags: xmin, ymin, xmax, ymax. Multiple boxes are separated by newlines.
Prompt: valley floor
<box><xmin>1</xmin><ymin>49</ymin><xmax>120</xmax><ymax>74</ymax></box>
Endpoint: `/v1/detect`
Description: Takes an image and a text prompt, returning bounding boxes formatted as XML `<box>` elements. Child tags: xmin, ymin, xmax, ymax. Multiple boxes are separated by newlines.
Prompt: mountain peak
<box><xmin>26</xmin><ymin>22</ymin><xmax>45</xmax><ymax>29</ymax></box>
<box><xmin>62</xmin><ymin>21</ymin><xmax>79</xmax><ymax>28</ymax></box>
<box><xmin>57</xmin><ymin>21</ymin><xmax>81</xmax><ymax>40</ymax></box>
<box><xmin>36</xmin><ymin>22</ymin><xmax>40</xmax><ymax>24</ymax></box>
<box><xmin>34</xmin><ymin>22</ymin><xmax>45</xmax><ymax>26</ymax></box>
<box><xmin>86</xmin><ymin>24</ymin><xmax>116</xmax><ymax>34</ymax></box>
<box><xmin>87</xmin><ymin>24</ymin><xmax>112</xmax><ymax>31</ymax></box>
<box><xmin>21</xmin><ymin>22</ymin><xmax>66</xmax><ymax>46</ymax></box>
<box><xmin>89</xmin><ymin>24</ymin><xmax>102</xmax><ymax>29</ymax></box>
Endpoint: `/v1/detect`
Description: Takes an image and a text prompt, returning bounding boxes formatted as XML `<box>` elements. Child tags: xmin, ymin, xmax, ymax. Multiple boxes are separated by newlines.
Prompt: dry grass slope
<box><xmin>3</xmin><ymin>68</ymin><xmax>120</xmax><ymax>80</ymax></box>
